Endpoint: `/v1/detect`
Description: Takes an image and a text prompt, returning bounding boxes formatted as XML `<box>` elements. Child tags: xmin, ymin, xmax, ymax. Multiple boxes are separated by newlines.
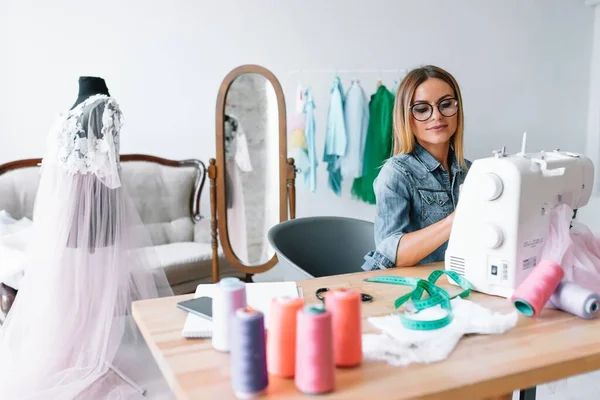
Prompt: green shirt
<box><xmin>352</xmin><ymin>85</ymin><xmax>395</xmax><ymax>204</ymax></box>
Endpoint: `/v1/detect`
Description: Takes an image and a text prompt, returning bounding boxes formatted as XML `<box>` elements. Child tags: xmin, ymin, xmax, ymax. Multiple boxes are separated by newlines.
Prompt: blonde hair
<box><xmin>392</xmin><ymin>65</ymin><xmax>466</xmax><ymax>169</ymax></box>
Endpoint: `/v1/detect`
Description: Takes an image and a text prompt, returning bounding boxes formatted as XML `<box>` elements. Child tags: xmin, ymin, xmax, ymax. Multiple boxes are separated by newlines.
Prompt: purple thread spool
<box><xmin>212</xmin><ymin>277</ymin><xmax>246</xmax><ymax>352</ymax></box>
<box><xmin>230</xmin><ymin>309</ymin><xmax>268</xmax><ymax>399</ymax></box>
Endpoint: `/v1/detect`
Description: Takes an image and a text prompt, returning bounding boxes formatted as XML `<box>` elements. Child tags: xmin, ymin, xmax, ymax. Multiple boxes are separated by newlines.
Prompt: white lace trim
<box><xmin>44</xmin><ymin>94</ymin><xmax>123</xmax><ymax>184</ymax></box>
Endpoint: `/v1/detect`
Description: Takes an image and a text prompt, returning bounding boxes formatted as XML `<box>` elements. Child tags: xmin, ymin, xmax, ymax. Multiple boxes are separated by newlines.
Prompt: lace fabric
<box><xmin>43</xmin><ymin>94</ymin><xmax>122</xmax><ymax>189</ymax></box>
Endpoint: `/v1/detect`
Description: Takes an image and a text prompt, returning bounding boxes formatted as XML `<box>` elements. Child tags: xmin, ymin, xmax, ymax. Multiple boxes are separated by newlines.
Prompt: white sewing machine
<box><xmin>445</xmin><ymin>136</ymin><xmax>594</xmax><ymax>298</ymax></box>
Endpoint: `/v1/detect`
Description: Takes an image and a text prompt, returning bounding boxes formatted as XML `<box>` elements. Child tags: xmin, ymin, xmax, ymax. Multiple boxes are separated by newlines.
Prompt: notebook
<box><xmin>181</xmin><ymin>281</ymin><xmax>301</xmax><ymax>338</ymax></box>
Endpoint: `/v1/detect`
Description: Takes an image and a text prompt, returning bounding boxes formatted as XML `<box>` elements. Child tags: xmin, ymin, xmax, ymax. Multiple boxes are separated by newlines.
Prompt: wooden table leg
<box><xmin>519</xmin><ymin>387</ymin><xmax>536</xmax><ymax>400</ymax></box>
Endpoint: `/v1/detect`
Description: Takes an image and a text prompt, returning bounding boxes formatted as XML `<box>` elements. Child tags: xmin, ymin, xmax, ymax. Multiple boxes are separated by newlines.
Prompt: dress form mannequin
<box><xmin>71</xmin><ymin>77</ymin><xmax>147</xmax><ymax>394</ymax></box>
<box><xmin>66</xmin><ymin>76</ymin><xmax>117</xmax><ymax>251</ymax></box>
<box><xmin>0</xmin><ymin>75</ymin><xmax>172</xmax><ymax>399</ymax></box>
<box><xmin>71</xmin><ymin>76</ymin><xmax>110</xmax><ymax>109</ymax></box>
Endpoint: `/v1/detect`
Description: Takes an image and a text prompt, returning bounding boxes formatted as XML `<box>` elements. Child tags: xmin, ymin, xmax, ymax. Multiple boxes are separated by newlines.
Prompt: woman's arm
<box><xmin>373</xmin><ymin>162</ymin><xmax>460</xmax><ymax>268</ymax></box>
<box><xmin>394</xmin><ymin>212</ymin><xmax>454</xmax><ymax>267</ymax></box>
<box><xmin>395</xmin><ymin>184</ymin><xmax>462</xmax><ymax>267</ymax></box>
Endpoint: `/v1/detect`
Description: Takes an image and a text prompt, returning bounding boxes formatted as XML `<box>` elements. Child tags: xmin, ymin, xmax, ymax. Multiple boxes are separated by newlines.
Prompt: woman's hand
<box><xmin>447</xmin><ymin>184</ymin><xmax>464</xmax><ymax>224</ymax></box>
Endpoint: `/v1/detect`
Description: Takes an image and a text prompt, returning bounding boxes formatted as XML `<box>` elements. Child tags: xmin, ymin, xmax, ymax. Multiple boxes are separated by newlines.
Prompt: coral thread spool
<box><xmin>324</xmin><ymin>288</ymin><xmax>362</xmax><ymax>367</ymax></box>
<box><xmin>267</xmin><ymin>296</ymin><xmax>304</xmax><ymax>377</ymax></box>
<box><xmin>295</xmin><ymin>304</ymin><xmax>335</xmax><ymax>395</ymax></box>
<box><xmin>511</xmin><ymin>260</ymin><xmax>564</xmax><ymax>317</ymax></box>
<box><xmin>230</xmin><ymin>309</ymin><xmax>268</xmax><ymax>399</ymax></box>
<box><xmin>212</xmin><ymin>277</ymin><xmax>247</xmax><ymax>352</ymax></box>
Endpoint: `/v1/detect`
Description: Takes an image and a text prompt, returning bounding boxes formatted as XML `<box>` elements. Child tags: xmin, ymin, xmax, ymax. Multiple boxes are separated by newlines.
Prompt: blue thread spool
<box><xmin>230</xmin><ymin>308</ymin><xmax>268</xmax><ymax>398</ymax></box>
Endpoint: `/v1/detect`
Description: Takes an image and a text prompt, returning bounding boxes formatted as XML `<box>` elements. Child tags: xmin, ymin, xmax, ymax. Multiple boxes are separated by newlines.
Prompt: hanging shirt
<box><xmin>224</xmin><ymin>114</ymin><xmax>252</xmax><ymax>172</ymax></box>
<box><xmin>287</xmin><ymin>85</ymin><xmax>310</xmax><ymax>174</ymax></box>
<box><xmin>340</xmin><ymin>80</ymin><xmax>369</xmax><ymax>179</ymax></box>
<box><xmin>351</xmin><ymin>85</ymin><xmax>395</xmax><ymax>204</ymax></box>
<box><xmin>304</xmin><ymin>88</ymin><xmax>318</xmax><ymax>193</ymax></box>
<box><xmin>323</xmin><ymin>76</ymin><xmax>347</xmax><ymax>196</ymax></box>
<box><xmin>224</xmin><ymin>114</ymin><xmax>252</xmax><ymax>209</ymax></box>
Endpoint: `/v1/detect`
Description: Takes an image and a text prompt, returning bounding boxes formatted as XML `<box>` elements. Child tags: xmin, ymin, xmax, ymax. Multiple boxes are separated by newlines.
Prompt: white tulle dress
<box><xmin>0</xmin><ymin>94</ymin><xmax>173</xmax><ymax>399</ymax></box>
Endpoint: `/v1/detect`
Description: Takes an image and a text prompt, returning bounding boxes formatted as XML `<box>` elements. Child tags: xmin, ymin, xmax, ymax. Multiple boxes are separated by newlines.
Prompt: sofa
<box><xmin>0</xmin><ymin>154</ymin><xmax>244</xmax><ymax>308</ymax></box>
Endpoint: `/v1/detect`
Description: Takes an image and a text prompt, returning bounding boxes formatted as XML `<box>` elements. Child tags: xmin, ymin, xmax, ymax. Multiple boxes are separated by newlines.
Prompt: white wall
<box><xmin>579</xmin><ymin>1</ymin><xmax>600</xmax><ymax>230</ymax></box>
<box><xmin>0</xmin><ymin>0</ymin><xmax>594</xmax><ymax>222</ymax></box>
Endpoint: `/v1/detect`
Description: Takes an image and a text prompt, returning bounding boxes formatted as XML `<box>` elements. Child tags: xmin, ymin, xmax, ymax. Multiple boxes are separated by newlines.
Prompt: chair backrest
<box><xmin>0</xmin><ymin>155</ymin><xmax>206</xmax><ymax>246</ymax></box>
<box><xmin>267</xmin><ymin>216</ymin><xmax>375</xmax><ymax>278</ymax></box>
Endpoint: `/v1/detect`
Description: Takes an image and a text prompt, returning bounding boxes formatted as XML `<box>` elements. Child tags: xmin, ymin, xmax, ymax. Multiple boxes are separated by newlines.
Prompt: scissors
<box><xmin>315</xmin><ymin>287</ymin><xmax>373</xmax><ymax>302</ymax></box>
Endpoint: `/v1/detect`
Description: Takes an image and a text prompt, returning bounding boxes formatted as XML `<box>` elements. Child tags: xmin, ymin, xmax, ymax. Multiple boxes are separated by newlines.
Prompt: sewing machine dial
<box><xmin>481</xmin><ymin>223</ymin><xmax>504</xmax><ymax>249</ymax></box>
<box><xmin>479</xmin><ymin>173</ymin><xmax>503</xmax><ymax>201</ymax></box>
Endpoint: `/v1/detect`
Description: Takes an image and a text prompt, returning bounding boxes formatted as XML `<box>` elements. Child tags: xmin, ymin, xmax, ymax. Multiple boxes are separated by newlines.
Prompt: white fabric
<box><xmin>226</xmin><ymin>158</ymin><xmax>249</xmax><ymax>263</ymax></box>
<box><xmin>0</xmin><ymin>95</ymin><xmax>173</xmax><ymax>399</ymax></box>
<box><xmin>233</xmin><ymin>132</ymin><xmax>253</xmax><ymax>173</ymax></box>
<box><xmin>363</xmin><ymin>297</ymin><xmax>518</xmax><ymax>367</ymax></box>
<box><xmin>225</xmin><ymin>113</ymin><xmax>253</xmax><ymax>173</ymax></box>
<box><xmin>0</xmin><ymin>210</ymin><xmax>32</xmax><ymax>289</ymax></box>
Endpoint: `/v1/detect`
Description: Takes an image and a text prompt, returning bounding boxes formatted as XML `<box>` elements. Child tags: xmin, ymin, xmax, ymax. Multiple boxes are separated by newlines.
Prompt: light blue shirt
<box><xmin>323</xmin><ymin>76</ymin><xmax>347</xmax><ymax>196</ymax></box>
<box><xmin>303</xmin><ymin>88</ymin><xmax>318</xmax><ymax>193</ymax></box>
<box><xmin>340</xmin><ymin>80</ymin><xmax>369</xmax><ymax>179</ymax></box>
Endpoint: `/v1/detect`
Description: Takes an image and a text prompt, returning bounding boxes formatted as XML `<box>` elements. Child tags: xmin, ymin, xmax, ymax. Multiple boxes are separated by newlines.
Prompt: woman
<box><xmin>362</xmin><ymin>65</ymin><xmax>471</xmax><ymax>270</ymax></box>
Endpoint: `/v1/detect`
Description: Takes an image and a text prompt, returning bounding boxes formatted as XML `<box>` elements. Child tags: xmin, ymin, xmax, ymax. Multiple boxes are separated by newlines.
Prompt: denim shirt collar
<box><xmin>413</xmin><ymin>141</ymin><xmax>464</xmax><ymax>173</ymax></box>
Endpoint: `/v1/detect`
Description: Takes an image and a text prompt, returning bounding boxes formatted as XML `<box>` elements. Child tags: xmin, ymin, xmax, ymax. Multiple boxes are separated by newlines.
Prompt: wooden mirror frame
<box><xmin>209</xmin><ymin>64</ymin><xmax>296</xmax><ymax>282</ymax></box>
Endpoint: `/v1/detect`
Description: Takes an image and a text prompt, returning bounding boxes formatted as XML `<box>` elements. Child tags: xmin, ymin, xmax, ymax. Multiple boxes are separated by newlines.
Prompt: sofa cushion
<box><xmin>121</xmin><ymin>162</ymin><xmax>198</xmax><ymax>245</ymax></box>
<box><xmin>0</xmin><ymin>167</ymin><xmax>40</xmax><ymax>220</ymax></box>
<box><xmin>153</xmin><ymin>242</ymin><xmax>217</xmax><ymax>286</ymax></box>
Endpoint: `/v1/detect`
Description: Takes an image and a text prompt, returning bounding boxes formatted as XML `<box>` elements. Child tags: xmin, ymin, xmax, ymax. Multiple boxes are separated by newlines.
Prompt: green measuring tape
<box><xmin>364</xmin><ymin>270</ymin><xmax>472</xmax><ymax>331</ymax></box>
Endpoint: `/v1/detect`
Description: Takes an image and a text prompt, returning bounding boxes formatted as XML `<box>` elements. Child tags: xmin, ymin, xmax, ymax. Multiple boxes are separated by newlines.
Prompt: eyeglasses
<box><xmin>410</xmin><ymin>98</ymin><xmax>459</xmax><ymax>121</ymax></box>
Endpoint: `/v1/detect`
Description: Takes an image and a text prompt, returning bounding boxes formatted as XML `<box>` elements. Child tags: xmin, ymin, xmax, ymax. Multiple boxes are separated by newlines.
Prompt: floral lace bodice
<box><xmin>43</xmin><ymin>94</ymin><xmax>123</xmax><ymax>189</ymax></box>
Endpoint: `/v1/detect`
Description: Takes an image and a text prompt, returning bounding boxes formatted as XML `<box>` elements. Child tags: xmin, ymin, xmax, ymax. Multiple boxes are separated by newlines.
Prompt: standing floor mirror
<box><xmin>209</xmin><ymin>64</ymin><xmax>296</xmax><ymax>282</ymax></box>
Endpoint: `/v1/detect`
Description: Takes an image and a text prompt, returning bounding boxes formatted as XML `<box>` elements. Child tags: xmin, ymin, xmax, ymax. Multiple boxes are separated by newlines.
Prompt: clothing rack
<box><xmin>287</xmin><ymin>68</ymin><xmax>407</xmax><ymax>75</ymax></box>
<box><xmin>285</xmin><ymin>68</ymin><xmax>408</xmax><ymax>87</ymax></box>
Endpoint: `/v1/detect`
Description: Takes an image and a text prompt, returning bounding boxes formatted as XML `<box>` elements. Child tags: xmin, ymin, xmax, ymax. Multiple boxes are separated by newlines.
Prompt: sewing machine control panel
<box><xmin>488</xmin><ymin>258</ymin><xmax>509</xmax><ymax>284</ymax></box>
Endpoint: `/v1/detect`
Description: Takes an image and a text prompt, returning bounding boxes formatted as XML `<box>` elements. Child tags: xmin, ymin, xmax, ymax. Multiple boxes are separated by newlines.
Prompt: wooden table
<box><xmin>132</xmin><ymin>262</ymin><xmax>600</xmax><ymax>399</ymax></box>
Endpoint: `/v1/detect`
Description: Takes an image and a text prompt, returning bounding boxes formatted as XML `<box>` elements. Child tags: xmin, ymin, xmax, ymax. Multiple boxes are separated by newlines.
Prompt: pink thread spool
<box><xmin>323</xmin><ymin>288</ymin><xmax>362</xmax><ymax>367</ymax></box>
<box><xmin>511</xmin><ymin>259</ymin><xmax>564</xmax><ymax>317</ymax></box>
<box><xmin>295</xmin><ymin>304</ymin><xmax>335</xmax><ymax>394</ymax></box>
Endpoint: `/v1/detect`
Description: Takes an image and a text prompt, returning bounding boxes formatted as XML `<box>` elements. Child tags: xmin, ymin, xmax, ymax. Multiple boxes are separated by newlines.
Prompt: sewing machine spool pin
<box><xmin>493</xmin><ymin>146</ymin><xmax>507</xmax><ymax>159</ymax></box>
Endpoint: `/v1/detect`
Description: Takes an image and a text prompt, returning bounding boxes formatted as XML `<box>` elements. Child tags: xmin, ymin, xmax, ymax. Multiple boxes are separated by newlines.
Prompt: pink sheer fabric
<box><xmin>0</xmin><ymin>95</ymin><xmax>173</xmax><ymax>399</ymax></box>
<box><xmin>540</xmin><ymin>203</ymin><xmax>600</xmax><ymax>295</ymax></box>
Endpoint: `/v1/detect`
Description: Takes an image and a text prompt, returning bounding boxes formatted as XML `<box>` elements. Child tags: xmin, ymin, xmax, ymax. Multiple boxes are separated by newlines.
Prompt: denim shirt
<box><xmin>361</xmin><ymin>143</ymin><xmax>472</xmax><ymax>271</ymax></box>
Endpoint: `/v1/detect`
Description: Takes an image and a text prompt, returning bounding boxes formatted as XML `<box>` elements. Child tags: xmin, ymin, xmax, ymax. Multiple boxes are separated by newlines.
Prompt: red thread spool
<box><xmin>294</xmin><ymin>305</ymin><xmax>335</xmax><ymax>394</ymax></box>
<box><xmin>511</xmin><ymin>259</ymin><xmax>564</xmax><ymax>317</ymax></box>
<box><xmin>324</xmin><ymin>288</ymin><xmax>362</xmax><ymax>367</ymax></box>
<box><xmin>266</xmin><ymin>296</ymin><xmax>304</xmax><ymax>378</ymax></box>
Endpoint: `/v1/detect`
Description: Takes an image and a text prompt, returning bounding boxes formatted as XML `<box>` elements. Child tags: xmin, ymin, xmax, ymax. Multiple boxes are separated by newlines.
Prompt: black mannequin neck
<box><xmin>71</xmin><ymin>76</ymin><xmax>110</xmax><ymax>110</ymax></box>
